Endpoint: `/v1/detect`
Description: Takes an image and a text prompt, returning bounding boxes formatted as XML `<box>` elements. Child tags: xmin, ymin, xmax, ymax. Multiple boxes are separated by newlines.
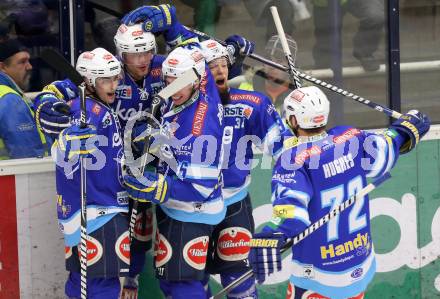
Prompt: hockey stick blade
<box><xmin>40</xmin><ymin>48</ymin><xmax>83</xmax><ymax>85</ymax></box>
<box><xmin>211</xmin><ymin>172</ymin><xmax>391</xmax><ymax>299</ymax></box>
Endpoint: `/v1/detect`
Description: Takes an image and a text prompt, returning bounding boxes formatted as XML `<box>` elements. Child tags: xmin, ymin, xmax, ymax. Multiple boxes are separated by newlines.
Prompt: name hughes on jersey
<box><xmin>322</xmin><ymin>153</ymin><xmax>355</xmax><ymax>179</ymax></box>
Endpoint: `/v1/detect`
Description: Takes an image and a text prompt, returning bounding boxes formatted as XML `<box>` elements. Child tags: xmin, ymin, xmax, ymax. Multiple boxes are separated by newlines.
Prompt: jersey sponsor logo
<box><xmin>295</xmin><ymin>145</ymin><xmax>322</xmax><ymax>164</ymax></box>
<box><xmin>273</xmin><ymin>205</ymin><xmax>295</xmax><ymax>219</ymax></box>
<box><xmin>217</xmin><ymin>103</ymin><xmax>224</xmax><ymax>125</ymax></box>
<box><xmin>114</xmin><ymin>100</ymin><xmax>145</xmax><ymax>121</ymax></box>
<box><xmin>65</xmin><ymin>246</ymin><xmax>72</xmax><ymax>259</ymax></box>
<box><xmin>230</xmin><ymin>94</ymin><xmax>261</xmax><ymax>105</ymax></box>
<box><xmin>138</xmin><ymin>87</ymin><xmax>149</xmax><ymax>101</ymax></box>
<box><xmin>272</xmin><ymin>172</ymin><xmax>296</xmax><ymax>184</ymax></box>
<box><xmin>150</xmin><ymin>67</ymin><xmax>162</xmax><ymax>77</ymax></box>
<box><xmin>216</xmin><ymin>227</ymin><xmax>251</xmax><ymax>261</ymax></box>
<box><xmin>117</xmin><ymin>191</ymin><xmax>129</xmax><ymax>205</ymax></box>
<box><xmin>192</xmin><ymin>101</ymin><xmax>208</xmax><ymax>136</ymax></box>
<box><xmin>290</xmin><ymin>89</ymin><xmax>305</xmax><ymax>102</ymax></box>
<box><xmin>322</xmin><ymin>153</ymin><xmax>355</xmax><ymax>179</ymax></box>
<box><xmin>57</xmin><ymin>194</ymin><xmax>71</xmax><ymax>217</ymax></box>
<box><xmin>115</xmin><ymin>231</ymin><xmax>130</xmax><ymax>265</ymax></box>
<box><xmin>77</xmin><ymin>235</ymin><xmax>103</xmax><ymax>266</ymax></box>
<box><xmin>92</xmin><ymin>103</ymin><xmax>101</xmax><ymax>115</ymax></box>
<box><xmin>224</xmin><ymin>104</ymin><xmax>253</xmax><ymax>119</ymax></box>
<box><xmin>284</xmin><ymin>136</ymin><xmax>299</xmax><ymax>149</ymax></box>
<box><xmin>115</xmin><ymin>85</ymin><xmax>132</xmax><ymax>99</ymax></box>
<box><xmin>351</xmin><ymin>267</ymin><xmax>363</xmax><ymax>279</ymax></box>
<box><xmin>133</xmin><ymin>208</ymin><xmax>153</xmax><ymax>242</ymax></box>
<box><xmin>183</xmin><ymin>236</ymin><xmax>209</xmax><ymax>270</ymax></box>
<box><xmin>301</xmin><ymin>291</ymin><xmax>329</xmax><ymax>299</ymax></box>
<box><xmin>154</xmin><ymin>231</ymin><xmax>172</xmax><ymax>268</ymax></box>
<box><xmin>267</xmin><ymin>103</ymin><xmax>276</xmax><ymax>115</ymax></box>
<box><xmin>333</xmin><ymin>128</ymin><xmax>361</xmax><ymax>144</ymax></box>
<box><xmin>320</xmin><ymin>232</ymin><xmax>370</xmax><ymax>260</ymax></box>
<box><xmin>102</xmin><ymin>111</ymin><xmax>113</xmax><ymax>128</ymax></box>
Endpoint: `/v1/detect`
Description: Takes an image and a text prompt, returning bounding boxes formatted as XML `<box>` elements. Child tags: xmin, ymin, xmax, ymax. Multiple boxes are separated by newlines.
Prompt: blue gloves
<box><xmin>248</xmin><ymin>231</ymin><xmax>287</xmax><ymax>284</ymax></box>
<box><xmin>122</xmin><ymin>4</ymin><xmax>176</xmax><ymax>33</ymax></box>
<box><xmin>124</xmin><ymin>172</ymin><xmax>170</xmax><ymax>204</ymax></box>
<box><xmin>34</xmin><ymin>93</ymin><xmax>71</xmax><ymax>138</ymax></box>
<box><xmin>58</xmin><ymin>125</ymin><xmax>97</xmax><ymax>160</ymax></box>
<box><xmin>225</xmin><ymin>34</ymin><xmax>255</xmax><ymax>63</ymax></box>
<box><xmin>389</xmin><ymin>110</ymin><xmax>430</xmax><ymax>153</ymax></box>
<box><xmin>42</xmin><ymin>79</ymin><xmax>78</xmax><ymax>101</ymax></box>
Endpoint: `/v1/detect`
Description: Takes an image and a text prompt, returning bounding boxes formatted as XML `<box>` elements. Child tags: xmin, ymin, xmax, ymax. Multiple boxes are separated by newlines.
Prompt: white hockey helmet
<box><xmin>200</xmin><ymin>39</ymin><xmax>230</xmax><ymax>64</ymax></box>
<box><xmin>76</xmin><ymin>48</ymin><xmax>122</xmax><ymax>87</ymax></box>
<box><xmin>114</xmin><ymin>24</ymin><xmax>156</xmax><ymax>56</ymax></box>
<box><xmin>162</xmin><ymin>46</ymin><xmax>206</xmax><ymax>79</ymax></box>
<box><xmin>283</xmin><ymin>86</ymin><xmax>330</xmax><ymax>129</ymax></box>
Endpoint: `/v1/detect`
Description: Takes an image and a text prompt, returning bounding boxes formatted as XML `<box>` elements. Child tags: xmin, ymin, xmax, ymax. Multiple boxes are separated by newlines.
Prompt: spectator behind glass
<box><xmin>0</xmin><ymin>39</ymin><xmax>49</xmax><ymax>159</ymax></box>
<box><xmin>239</xmin><ymin>34</ymin><xmax>298</xmax><ymax>113</ymax></box>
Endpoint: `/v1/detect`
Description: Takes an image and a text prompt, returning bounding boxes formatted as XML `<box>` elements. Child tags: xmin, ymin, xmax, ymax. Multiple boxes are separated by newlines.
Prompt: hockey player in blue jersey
<box><xmin>123</xmin><ymin>44</ymin><xmax>226</xmax><ymax>298</ymax></box>
<box><xmin>200</xmin><ymin>39</ymin><xmax>288</xmax><ymax>298</ymax></box>
<box><xmin>53</xmin><ymin>48</ymin><xmax>132</xmax><ymax>299</ymax></box>
<box><xmin>247</xmin><ymin>86</ymin><xmax>430</xmax><ymax>299</ymax></box>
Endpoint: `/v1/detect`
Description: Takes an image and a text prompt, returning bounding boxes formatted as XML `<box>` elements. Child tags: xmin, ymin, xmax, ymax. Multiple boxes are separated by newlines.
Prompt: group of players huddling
<box><xmin>32</xmin><ymin>4</ymin><xmax>430</xmax><ymax>299</ymax></box>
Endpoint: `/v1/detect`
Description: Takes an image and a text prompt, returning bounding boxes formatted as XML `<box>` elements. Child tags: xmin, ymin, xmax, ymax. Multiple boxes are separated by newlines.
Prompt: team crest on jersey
<box><xmin>183</xmin><ymin>236</ymin><xmax>209</xmax><ymax>270</ymax></box>
<box><xmin>77</xmin><ymin>235</ymin><xmax>103</xmax><ymax>266</ymax></box>
<box><xmin>92</xmin><ymin>103</ymin><xmax>101</xmax><ymax>115</ymax></box>
<box><xmin>115</xmin><ymin>231</ymin><xmax>130</xmax><ymax>265</ymax></box>
<box><xmin>133</xmin><ymin>209</ymin><xmax>153</xmax><ymax>242</ymax></box>
<box><xmin>115</xmin><ymin>85</ymin><xmax>132</xmax><ymax>99</ymax></box>
<box><xmin>154</xmin><ymin>231</ymin><xmax>172</xmax><ymax>267</ymax></box>
<box><xmin>216</xmin><ymin>227</ymin><xmax>251</xmax><ymax>261</ymax></box>
<box><xmin>192</xmin><ymin>101</ymin><xmax>208</xmax><ymax>136</ymax></box>
<box><xmin>65</xmin><ymin>246</ymin><xmax>72</xmax><ymax>259</ymax></box>
<box><xmin>102</xmin><ymin>111</ymin><xmax>113</xmax><ymax>128</ymax></box>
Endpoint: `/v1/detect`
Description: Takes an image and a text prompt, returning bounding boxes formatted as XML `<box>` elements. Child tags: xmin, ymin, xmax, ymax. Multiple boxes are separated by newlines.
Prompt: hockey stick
<box><xmin>128</xmin><ymin>68</ymin><xmax>199</xmax><ymax>242</ymax></box>
<box><xmin>40</xmin><ymin>48</ymin><xmax>88</xmax><ymax>299</ymax></box>
<box><xmin>269</xmin><ymin>6</ymin><xmax>302</xmax><ymax>89</ymax></box>
<box><xmin>185</xmin><ymin>28</ymin><xmax>402</xmax><ymax>119</ymax></box>
<box><xmin>211</xmin><ymin>172</ymin><xmax>391</xmax><ymax>299</ymax></box>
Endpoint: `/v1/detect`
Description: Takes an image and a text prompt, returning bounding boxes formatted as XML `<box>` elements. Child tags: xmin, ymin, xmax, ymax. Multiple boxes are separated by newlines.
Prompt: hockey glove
<box><xmin>57</xmin><ymin>125</ymin><xmax>97</xmax><ymax>160</ymax></box>
<box><xmin>131</xmin><ymin>116</ymin><xmax>160</xmax><ymax>156</ymax></box>
<box><xmin>124</xmin><ymin>172</ymin><xmax>170</xmax><ymax>204</ymax></box>
<box><xmin>42</xmin><ymin>79</ymin><xmax>78</xmax><ymax>101</ymax></box>
<box><xmin>248</xmin><ymin>231</ymin><xmax>287</xmax><ymax>284</ymax></box>
<box><xmin>225</xmin><ymin>35</ymin><xmax>255</xmax><ymax>63</ymax></box>
<box><xmin>34</xmin><ymin>93</ymin><xmax>71</xmax><ymax>138</ymax></box>
<box><xmin>389</xmin><ymin>110</ymin><xmax>430</xmax><ymax>154</ymax></box>
<box><xmin>122</xmin><ymin>4</ymin><xmax>176</xmax><ymax>33</ymax></box>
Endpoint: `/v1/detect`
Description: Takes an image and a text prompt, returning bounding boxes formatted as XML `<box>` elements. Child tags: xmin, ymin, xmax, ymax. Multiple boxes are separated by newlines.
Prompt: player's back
<box><xmin>273</xmin><ymin>125</ymin><xmax>378</xmax><ymax>298</ymax></box>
